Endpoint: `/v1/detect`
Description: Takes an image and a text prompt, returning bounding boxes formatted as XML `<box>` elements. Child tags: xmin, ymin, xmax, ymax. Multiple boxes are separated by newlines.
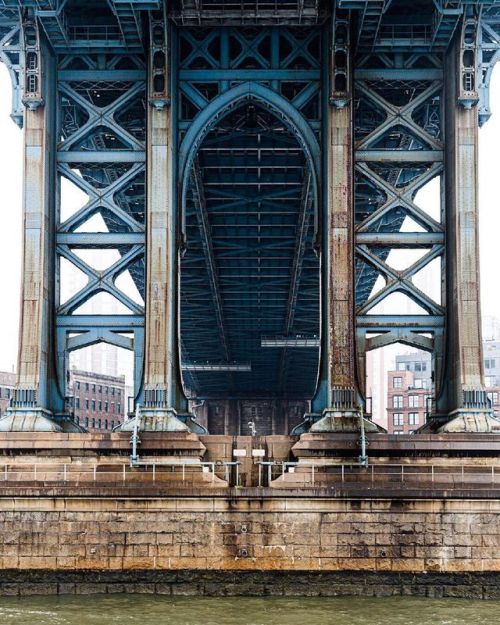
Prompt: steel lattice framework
<box><xmin>178</xmin><ymin>26</ymin><xmax>321</xmax><ymax>399</ymax></box>
<box><xmin>0</xmin><ymin>0</ymin><xmax>500</xmax><ymax>433</ymax></box>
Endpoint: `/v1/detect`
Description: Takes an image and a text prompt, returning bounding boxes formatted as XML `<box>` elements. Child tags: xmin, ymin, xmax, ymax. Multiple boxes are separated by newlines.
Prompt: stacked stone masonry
<box><xmin>0</xmin><ymin>497</ymin><xmax>499</xmax><ymax>575</ymax></box>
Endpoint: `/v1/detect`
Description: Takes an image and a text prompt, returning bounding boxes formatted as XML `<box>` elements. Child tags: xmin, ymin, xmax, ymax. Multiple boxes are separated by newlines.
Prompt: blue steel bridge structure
<box><xmin>0</xmin><ymin>1</ymin><xmax>499</xmax><ymax>434</ymax></box>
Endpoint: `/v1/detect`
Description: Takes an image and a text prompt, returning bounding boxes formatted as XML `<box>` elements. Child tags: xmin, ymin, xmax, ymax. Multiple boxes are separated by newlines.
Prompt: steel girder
<box><xmin>169</xmin><ymin>1</ymin><xmax>324</xmax><ymax>26</ymax></box>
<box><xmin>178</xmin><ymin>26</ymin><xmax>321</xmax><ymax>399</ymax></box>
<box><xmin>354</xmin><ymin>51</ymin><xmax>445</xmax><ymax>389</ymax></box>
<box><xmin>0</xmin><ymin>4</ymin><xmax>23</xmax><ymax>125</ymax></box>
<box><xmin>479</xmin><ymin>4</ymin><xmax>500</xmax><ymax>123</ymax></box>
<box><xmin>55</xmin><ymin>51</ymin><xmax>147</xmax><ymax>402</ymax></box>
<box><xmin>0</xmin><ymin>1</ymin><xmax>500</xmax><ymax>421</ymax></box>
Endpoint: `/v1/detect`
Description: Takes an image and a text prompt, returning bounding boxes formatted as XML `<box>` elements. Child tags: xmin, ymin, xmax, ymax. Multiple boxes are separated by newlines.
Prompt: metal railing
<box><xmin>0</xmin><ymin>460</ymin><xmax>499</xmax><ymax>490</ymax></box>
<box><xmin>68</xmin><ymin>25</ymin><xmax>122</xmax><ymax>41</ymax></box>
<box><xmin>0</xmin><ymin>462</ymin><xmax>220</xmax><ymax>485</ymax></box>
<box><xmin>378</xmin><ymin>24</ymin><xmax>432</xmax><ymax>45</ymax></box>
<box><xmin>256</xmin><ymin>460</ymin><xmax>500</xmax><ymax>489</ymax></box>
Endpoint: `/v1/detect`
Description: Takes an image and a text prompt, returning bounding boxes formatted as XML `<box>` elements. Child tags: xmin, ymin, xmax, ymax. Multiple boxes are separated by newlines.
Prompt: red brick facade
<box><xmin>386</xmin><ymin>370</ymin><xmax>431</xmax><ymax>434</ymax></box>
<box><xmin>69</xmin><ymin>370</ymin><xmax>125</xmax><ymax>432</ymax></box>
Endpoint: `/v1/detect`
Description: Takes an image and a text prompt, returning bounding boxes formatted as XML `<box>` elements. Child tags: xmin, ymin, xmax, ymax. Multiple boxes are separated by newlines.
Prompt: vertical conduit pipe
<box><xmin>358</xmin><ymin>407</ymin><xmax>368</xmax><ymax>467</ymax></box>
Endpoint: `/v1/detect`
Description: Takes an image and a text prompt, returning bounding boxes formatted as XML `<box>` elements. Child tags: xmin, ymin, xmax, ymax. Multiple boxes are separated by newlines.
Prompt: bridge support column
<box><xmin>0</xmin><ymin>25</ymin><xmax>69</xmax><ymax>432</ymax></box>
<box><xmin>432</xmin><ymin>28</ymin><xmax>499</xmax><ymax>433</ymax></box>
<box><xmin>120</xmin><ymin>15</ymin><xmax>198</xmax><ymax>434</ymax></box>
<box><xmin>308</xmin><ymin>14</ymin><xmax>382</xmax><ymax>435</ymax></box>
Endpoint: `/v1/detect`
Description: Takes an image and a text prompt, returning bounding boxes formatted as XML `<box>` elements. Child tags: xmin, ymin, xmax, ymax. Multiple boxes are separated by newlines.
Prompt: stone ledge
<box><xmin>0</xmin><ymin>486</ymin><xmax>500</xmax><ymax>499</ymax></box>
<box><xmin>0</xmin><ymin>570</ymin><xmax>499</xmax><ymax>599</ymax></box>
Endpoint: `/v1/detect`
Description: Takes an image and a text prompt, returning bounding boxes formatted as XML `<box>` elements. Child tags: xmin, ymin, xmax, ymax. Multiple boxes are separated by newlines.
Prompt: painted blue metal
<box><xmin>1</xmin><ymin>1</ymin><xmax>500</xmax><ymax>423</ymax></box>
<box><xmin>53</xmin><ymin>47</ymin><xmax>147</xmax><ymax>406</ymax></box>
<box><xmin>0</xmin><ymin>4</ymin><xmax>23</xmax><ymax>126</ymax></box>
<box><xmin>178</xmin><ymin>25</ymin><xmax>322</xmax><ymax>399</ymax></box>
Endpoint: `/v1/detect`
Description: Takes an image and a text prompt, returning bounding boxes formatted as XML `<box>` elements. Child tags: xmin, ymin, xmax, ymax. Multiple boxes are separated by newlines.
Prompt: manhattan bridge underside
<box><xmin>1</xmin><ymin>0</ymin><xmax>500</xmax><ymax>436</ymax></box>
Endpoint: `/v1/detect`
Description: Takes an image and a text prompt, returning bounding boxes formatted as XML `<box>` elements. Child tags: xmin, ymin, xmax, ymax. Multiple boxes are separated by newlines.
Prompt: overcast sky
<box><xmin>0</xmin><ymin>65</ymin><xmax>499</xmax><ymax>373</ymax></box>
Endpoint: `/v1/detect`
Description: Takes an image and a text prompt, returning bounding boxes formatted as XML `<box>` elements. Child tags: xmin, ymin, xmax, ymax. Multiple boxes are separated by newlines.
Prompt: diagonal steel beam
<box><xmin>278</xmin><ymin>170</ymin><xmax>313</xmax><ymax>394</ymax></box>
<box><xmin>190</xmin><ymin>157</ymin><xmax>230</xmax><ymax>362</ymax></box>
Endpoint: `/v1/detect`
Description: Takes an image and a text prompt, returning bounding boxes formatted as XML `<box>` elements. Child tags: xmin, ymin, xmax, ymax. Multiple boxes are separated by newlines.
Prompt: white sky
<box><xmin>0</xmin><ymin>64</ymin><xmax>499</xmax><ymax>374</ymax></box>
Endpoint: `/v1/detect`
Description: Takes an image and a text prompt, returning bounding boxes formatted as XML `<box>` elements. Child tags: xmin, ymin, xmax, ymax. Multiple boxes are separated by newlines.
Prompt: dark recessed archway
<box><xmin>180</xmin><ymin>98</ymin><xmax>320</xmax><ymax>401</ymax></box>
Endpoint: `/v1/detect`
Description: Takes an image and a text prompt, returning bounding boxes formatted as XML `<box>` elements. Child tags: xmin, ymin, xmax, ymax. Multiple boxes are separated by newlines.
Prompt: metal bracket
<box><xmin>21</xmin><ymin>15</ymin><xmax>44</xmax><ymax>110</ymax></box>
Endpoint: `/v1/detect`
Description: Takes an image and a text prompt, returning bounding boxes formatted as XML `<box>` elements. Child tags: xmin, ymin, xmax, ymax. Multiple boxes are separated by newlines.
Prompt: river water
<box><xmin>0</xmin><ymin>596</ymin><xmax>499</xmax><ymax>624</ymax></box>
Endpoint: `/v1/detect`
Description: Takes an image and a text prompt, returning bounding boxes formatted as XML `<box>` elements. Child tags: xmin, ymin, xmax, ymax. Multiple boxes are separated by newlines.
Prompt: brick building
<box><xmin>0</xmin><ymin>371</ymin><xmax>16</xmax><ymax>416</ymax></box>
<box><xmin>386</xmin><ymin>352</ymin><xmax>433</xmax><ymax>434</ymax></box>
<box><xmin>387</xmin><ymin>368</ymin><xmax>433</xmax><ymax>434</ymax></box>
<box><xmin>483</xmin><ymin>340</ymin><xmax>500</xmax><ymax>419</ymax></box>
<box><xmin>69</xmin><ymin>369</ymin><xmax>126</xmax><ymax>432</ymax></box>
<box><xmin>387</xmin><ymin>345</ymin><xmax>500</xmax><ymax>433</ymax></box>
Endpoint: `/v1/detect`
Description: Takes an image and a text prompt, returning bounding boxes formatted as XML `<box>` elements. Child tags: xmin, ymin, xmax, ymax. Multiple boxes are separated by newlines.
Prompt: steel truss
<box><xmin>354</xmin><ymin>52</ymin><xmax>445</xmax><ymax>395</ymax></box>
<box><xmin>55</xmin><ymin>52</ymin><xmax>147</xmax><ymax>404</ymax></box>
<box><xmin>0</xmin><ymin>4</ymin><xmax>23</xmax><ymax>126</ymax></box>
<box><xmin>178</xmin><ymin>25</ymin><xmax>321</xmax><ymax>399</ymax></box>
<box><xmin>0</xmin><ymin>1</ymin><xmax>500</xmax><ymax>430</ymax></box>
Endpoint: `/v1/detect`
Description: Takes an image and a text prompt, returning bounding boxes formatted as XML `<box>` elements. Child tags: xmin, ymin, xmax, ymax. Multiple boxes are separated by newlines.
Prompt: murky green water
<box><xmin>0</xmin><ymin>596</ymin><xmax>499</xmax><ymax>625</ymax></box>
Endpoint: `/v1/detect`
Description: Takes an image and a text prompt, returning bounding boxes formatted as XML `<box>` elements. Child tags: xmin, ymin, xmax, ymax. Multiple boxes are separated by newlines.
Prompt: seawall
<box><xmin>0</xmin><ymin>493</ymin><xmax>499</xmax><ymax>597</ymax></box>
<box><xmin>1</xmin><ymin>432</ymin><xmax>500</xmax><ymax>597</ymax></box>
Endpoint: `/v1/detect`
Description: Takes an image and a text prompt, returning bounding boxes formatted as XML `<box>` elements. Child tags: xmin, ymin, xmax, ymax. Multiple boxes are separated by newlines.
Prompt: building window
<box><xmin>92</xmin><ymin>384</ymin><xmax>96</xmax><ymax>392</ymax></box>
<box><xmin>92</xmin><ymin>419</ymin><xmax>95</xmax><ymax>428</ymax></box>
<box><xmin>76</xmin><ymin>381</ymin><xmax>80</xmax><ymax>390</ymax></box>
<box><xmin>75</xmin><ymin>398</ymin><xmax>80</xmax><ymax>409</ymax></box>
<box><xmin>408</xmin><ymin>395</ymin><xmax>419</xmax><ymax>408</ymax></box>
<box><xmin>5</xmin><ymin>388</ymin><xmax>10</xmax><ymax>399</ymax></box>
<box><xmin>98</xmin><ymin>401</ymin><xmax>102</xmax><ymax>411</ymax></box>
<box><xmin>104</xmin><ymin>402</ymin><xmax>108</xmax><ymax>413</ymax></box>
<box><xmin>409</xmin><ymin>412</ymin><xmax>419</xmax><ymax>426</ymax></box>
<box><xmin>488</xmin><ymin>392</ymin><xmax>499</xmax><ymax>405</ymax></box>
<box><xmin>85</xmin><ymin>417</ymin><xmax>89</xmax><ymax>427</ymax></box>
<box><xmin>118</xmin><ymin>403</ymin><xmax>121</xmax><ymax>414</ymax></box>
<box><xmin>392</xmin><ymin>395</ymin><xmax>403</xmax><ymax>409</ymax></box>
<box><xmin>111</xmin><ymin>421</ymin><xmax>115</xmax><ymax>429</ymax></box>
<box><xmin>393</xmin><ymin>413</ymin><xmax>404</xmax><ymax>426</ymax></box>
<box><xmin>111</xmin><ymin>402</ymin><xmax>115</xmax><ymax>413</ymax></box>
<box><xmin>397</xmin><ymin>362</ymin><xmax>406</xmax><ymax>372</ymax></box>
<box><xmin>105</xmin><ymin>419</ymin><xmax>108</xmax><ymax>430</ymax></box>
<box><xmin>393</xmin><ymin>377</ymin><xmax>402</xmax><ymax>389</ymax></box>
<box><xmin>98</xmin><ymin>419</ymin><xmax>102</xmax><ymax>429</ymax></box>
<box><xmin>85</xmin><ymin>383</ymin><xmax>89</xmax><ymax>391</ymax></box>
<box><xmin>111</xmin><ymin>387</ymin><xmax>115</xmax><ymax>396</ymax></box>
<box><xmin>85</xmin><ymin>399</ymin><xmax>89</xmax><ymax>410</ymax></box>
<box><xmin>485</xmin><ymin>359</ymin><xmax>496</xmax><ymax>369</ymax></box>
<box><xmin>98</xmin><ymin>385</ymin><xmax>102</xmax><ymax>393</ymax></box>
<box><xmin>92</xmin><ymin>400</ymin><xmax>96</xmax><ymax>412</ymax></box>
<box><xmin>393</xmin><ymin>430</ymin><xmax>404</xmax><ymax>435</ymax></box>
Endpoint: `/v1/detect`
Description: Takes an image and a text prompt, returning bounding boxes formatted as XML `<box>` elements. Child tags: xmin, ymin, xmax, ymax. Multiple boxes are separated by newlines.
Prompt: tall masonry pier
<box><xmin>1</xmin><ymin>0</ymin><xmax>500</xmax><ymax>437</ymax></box>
